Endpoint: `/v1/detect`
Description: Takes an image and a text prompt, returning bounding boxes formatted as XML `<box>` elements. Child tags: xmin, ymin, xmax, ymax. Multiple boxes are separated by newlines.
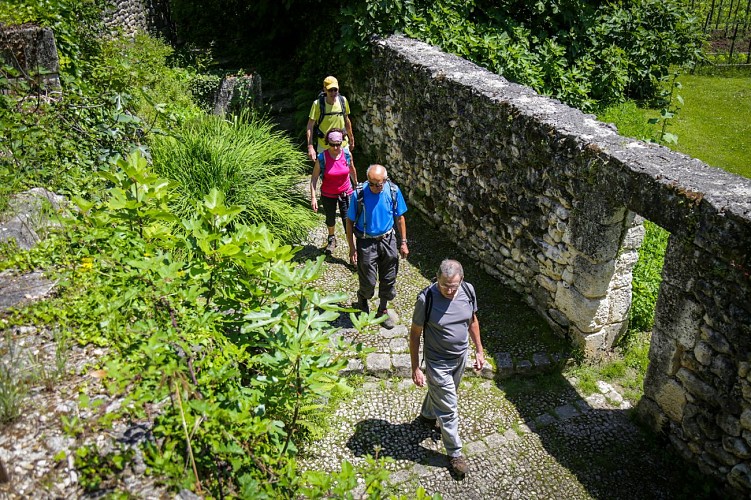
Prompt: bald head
<box><xmin>366</xmin><ymin>164</ymin><xmax>388</xmax><ymax>190</ymax></box>
<box><xmin>367</xmin><ymin>164</ymin><xmax>387</xmax><ymax>181</ymax></box>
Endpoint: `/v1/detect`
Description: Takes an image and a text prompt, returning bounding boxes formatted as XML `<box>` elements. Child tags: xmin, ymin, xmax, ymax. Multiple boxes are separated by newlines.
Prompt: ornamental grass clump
<box><xmin>150</xmin><ymin>112</ymin><xmax>315</xmax><ymax>243</ymax></box>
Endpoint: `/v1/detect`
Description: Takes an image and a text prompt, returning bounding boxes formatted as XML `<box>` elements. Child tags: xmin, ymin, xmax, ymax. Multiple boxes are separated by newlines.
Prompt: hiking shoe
<box><xmin>450</xmin><ymin>455</ymin><xmax>469</xmax><ymax>475</ymax></box>
<box><xmin>325</xmin><ymin>235</ymin><xmax>336</xmax><ymax>255</ymax></box>
<box><xmin>355</xmin><ymin>297</ymin><xmax>369</xmax><ymax>314</ymax></box>
<box><xmin>417</xmin><ymin>414</ymin><xmax>437</xmax><ymax>428</ymax></box>
<box><xmin>379</xmin><ymin>309</ymin><xmax>395</xmax><ymax>329</ymax></box>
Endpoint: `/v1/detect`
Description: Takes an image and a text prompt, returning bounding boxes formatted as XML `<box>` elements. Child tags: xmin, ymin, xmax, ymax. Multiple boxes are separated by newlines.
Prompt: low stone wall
<box><xmin>0</xmin><ymin>24</ymin><xmax>60</xmax><ymax>92</ymax></box>
<box><xmin>353</xmin><ymin>35</ymin><xmax>751</xmax><ymax>494</ymax></box>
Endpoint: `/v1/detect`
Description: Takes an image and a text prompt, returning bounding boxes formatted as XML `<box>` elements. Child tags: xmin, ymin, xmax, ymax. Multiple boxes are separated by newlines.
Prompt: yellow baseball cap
<box><xmin>323</xmin><ymin>76</ymin><xmax>339</xmax><ymax>90</ymax></box>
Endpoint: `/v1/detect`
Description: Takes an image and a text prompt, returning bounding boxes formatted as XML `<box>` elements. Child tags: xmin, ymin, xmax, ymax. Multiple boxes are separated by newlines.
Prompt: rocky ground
<box><xmin>0</xmin><ymin>206</ymin><xmax>721</xmax><ymax>498</ymax></box>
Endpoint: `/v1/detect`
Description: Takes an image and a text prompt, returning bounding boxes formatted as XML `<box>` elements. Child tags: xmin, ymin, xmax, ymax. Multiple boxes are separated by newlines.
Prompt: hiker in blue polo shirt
<box><xmin>409</xmin><ymin>259</ymin><xmax>485</xmax><ymax>477</ymax></box>
<box><xmin>345</xmin><ymin>164</ymin><xmax>409</xmax><ymax>329</ymax></box>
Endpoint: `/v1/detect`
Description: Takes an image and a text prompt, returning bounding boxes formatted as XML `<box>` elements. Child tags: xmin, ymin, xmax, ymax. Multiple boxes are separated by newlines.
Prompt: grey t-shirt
<box><xmin>412</xmin><ymin>282</ymin><xmax>477</xmax><ymax>361</ymax></box>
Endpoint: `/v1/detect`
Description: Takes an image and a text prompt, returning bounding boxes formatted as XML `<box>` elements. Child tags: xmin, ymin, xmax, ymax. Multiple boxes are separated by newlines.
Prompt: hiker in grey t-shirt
<box><xmin>409</xmin><ymin>259</ymin><xmax>485</xmax><ymax>476</ymax></box>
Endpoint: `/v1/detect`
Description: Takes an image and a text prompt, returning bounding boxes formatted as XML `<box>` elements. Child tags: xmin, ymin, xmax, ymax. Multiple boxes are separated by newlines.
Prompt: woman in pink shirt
<box><xmin>310</xmin><ymin>128</ymin><xmax>357</xmax><ymax>254</ymax></box>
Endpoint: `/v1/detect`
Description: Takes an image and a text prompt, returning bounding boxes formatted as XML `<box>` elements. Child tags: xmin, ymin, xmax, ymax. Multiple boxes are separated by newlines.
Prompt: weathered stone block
<box><xmin>494</xmin><ymin>352</ymin><xmax>513</xmax><ymax>377</ymax></box>
<box><xmin>710</xmin><ymin>355</ymin><xmax>736</xmax><ymax>383</ymax></box>
<box><xmin>741</xmin><ymin>409</ymin><xmax>751</xmax><ymax>431</ymax></box>
<box><xmin>701</xmin><ymin>325</ymin><xmax>732</xmax><ymax>355</ymax></box>
<box><xmin>705</xmin><ymin>440</ymin><xmax>739</xmax><ymax>466</ymax></box>
<box><xmin>365</xmin><ymin>353</ymin><xmax>391</xmax><ymax>378</ymax></box>
<box><xmin>391</xmin><ymin>354</ymin><xmax>411</xmax><ymax>378</ymax></box>
<box><xmin>656</xmin><ymin>379</ymin><xmax>687</xmax><ymax>422</ymax></box>
<box><xmin>654</xmin><ymin>282</ymin><xmax>702</xmax><ymax>349</ymax></box>
<box><xmin>717</xmin><ymin>413</ymin><xmax>742</xmax><ymax>437</ymax></box>
<box><xmin>607</xmin><ymin>286</ymin><xmax>632</xmax><ymax>324</ymax></box>
<box><xmin>340</xmin><ymin>358</ymin><xmax>364</xmax><ymax>376</ymax></box>
<box><xmin>622</xmin><ymin>221</ymin><xmax>646</xmax><ymax>250</ymax></box>
<box><xmin>676</xmin><ymin>368</ymin><xmax>718</xmax><ymax>405</ymax></box>
<box><xmin>569</xmin><ymin>216</ymin><xmax>623</xmax><ymax>263</ymax></box>
<box><xmin>723</xmin><ymin>435</ymin><xmax>751</xmax><ymax>459</ymax></box>
<box><xmin>570</xmin><ymin>255</ymin><xmax>616</xmax><ymax>298</ymax></box>
<box><xmin>554</xmin><ymin>281</ymin><xmax>609</xmax><ymax>333</ymax></box>
<box><xmin>532</xmin><ymin>352</ymin><xmax>551</xmax><ymax>370</ymax></box>
<box><xmin>728</xmin><ymin>463</ymin><xmax>751</xmax><ymax>492</ymax></box>
<box><xmin>694</xmin><ymin>341</ymin><xmax>713</xmax><ymax>366</ymax></box>
<box><xmin>515</xmin><ymin>359</ymin><xmax>532</xmax><ymax>373</ymax></box>
<box><xmin>389</xmin><ymin>337</ymin><xmax>408</xmax><ymax>353</ymax></box>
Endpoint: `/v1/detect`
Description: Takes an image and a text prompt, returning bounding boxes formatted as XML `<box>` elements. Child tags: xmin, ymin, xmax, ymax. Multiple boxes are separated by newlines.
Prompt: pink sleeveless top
<box><xmin>320</xmin><ymin>150</ymin><xmax>353</xmax><ymax>198</ymax></box>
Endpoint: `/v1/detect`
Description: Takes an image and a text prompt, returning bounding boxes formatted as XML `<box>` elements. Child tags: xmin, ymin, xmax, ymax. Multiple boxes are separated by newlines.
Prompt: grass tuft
<box><xmin>0</xmin><ymin>331</ymin><xmax>28</xmax><ymax>423</ymax></box>
<box><xmin>150</xmin><ymin>111</ymin><xmax>316</xmax><ymax>243</ymax></box>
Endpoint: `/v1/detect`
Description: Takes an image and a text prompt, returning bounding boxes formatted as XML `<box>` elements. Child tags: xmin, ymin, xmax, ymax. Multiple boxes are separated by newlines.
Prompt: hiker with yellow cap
<box><xmin>306</xmin><ymin>76</ymin><xmax>355</xmax><ymax>162</ymax></box>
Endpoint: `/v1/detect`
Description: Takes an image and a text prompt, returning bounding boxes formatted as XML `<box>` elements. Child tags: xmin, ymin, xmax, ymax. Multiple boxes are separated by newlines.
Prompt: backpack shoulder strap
<box><xmin>317</xmin><ymin>151</ymin><xmax>326</xmax><ymax>176</ymax></box>
<box><xmin>338</xmin><ymin>95</ymin><xmax>347</xmax><ymax>118</ymax></box>
<box><xmin>461</xmin><ymin>281</ymin><xmax>476</xmax><ymax>311</ymax></box>
<box><xmin>317</xmin><ymin>93</ymin><xmax>326</xmax><ymax>125</ymax></box>
<box><xmin>344</xmin><ymin>150</ymin><xmax>351</xmax><ymax>167</ymax></box>
<box><xmin>386</xmin><ymin>181</ymin><xmax>398</xmax><ymax>214</ymax></box>
<box><xmin>355</xmin><ymin>182</ymin><xmax>366</xmax><ymax>228</ymax></box>
<box><xmin>423</xmin><ymin>284</ymin><xmax>434</xmax><ymax>325</ymax></box>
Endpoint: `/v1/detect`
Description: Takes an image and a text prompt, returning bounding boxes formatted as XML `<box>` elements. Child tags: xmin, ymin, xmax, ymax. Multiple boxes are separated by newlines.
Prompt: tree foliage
<box><xmin>168</xmin><ymin>0</ymin><xmax>705</xmax><ymax>110</ymax></box>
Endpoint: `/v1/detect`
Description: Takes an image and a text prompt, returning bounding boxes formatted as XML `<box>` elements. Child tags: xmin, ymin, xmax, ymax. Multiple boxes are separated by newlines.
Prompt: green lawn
<box><xmin>669</xmin><ymin>74</ymin><xmax>751</xmax><ymax>178</ymax></box>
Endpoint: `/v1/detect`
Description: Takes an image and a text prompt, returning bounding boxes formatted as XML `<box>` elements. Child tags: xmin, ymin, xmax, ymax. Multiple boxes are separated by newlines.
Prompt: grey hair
<box><xmin>438</xmin><ymin>259</ymin><xmax>464</xmax><ymax>280</ymax></box>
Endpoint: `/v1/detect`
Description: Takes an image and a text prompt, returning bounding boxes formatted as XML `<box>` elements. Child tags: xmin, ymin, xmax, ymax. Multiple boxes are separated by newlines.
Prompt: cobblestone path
<box><xmin>296</xmin><ymin>211</ymin><xmax>707</xmax><ymax>499</ymax></box>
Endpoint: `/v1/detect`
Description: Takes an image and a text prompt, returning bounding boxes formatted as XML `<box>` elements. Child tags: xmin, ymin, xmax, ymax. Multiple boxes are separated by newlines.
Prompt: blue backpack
<box><xmin>318</xmin><ymin>150</ymin><xmax>352</xmax><ymax>180</ymax></box>
<box><xmin>353</xmin><ymin>180</ymin><xmax>399</xmax><ymax>234</ymax></box>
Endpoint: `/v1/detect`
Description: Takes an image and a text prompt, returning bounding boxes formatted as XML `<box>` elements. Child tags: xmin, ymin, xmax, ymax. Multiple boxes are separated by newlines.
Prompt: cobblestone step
<box><xmin>337</xmin><ymin>324</ymin><xmax>571</xmax><ymax>380</ymax></box>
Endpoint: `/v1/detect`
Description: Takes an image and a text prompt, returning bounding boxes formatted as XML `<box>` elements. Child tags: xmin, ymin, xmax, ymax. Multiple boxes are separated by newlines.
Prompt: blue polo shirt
<box><xmin>347</xmin><ymin>182</ymin><xmax>408</xmax><ymax>236</ymax></box>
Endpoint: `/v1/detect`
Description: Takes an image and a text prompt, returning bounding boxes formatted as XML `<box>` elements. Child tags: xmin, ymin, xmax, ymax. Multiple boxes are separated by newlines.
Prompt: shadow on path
<box><xmin>346</xmin><ymin>418</ymin><xmax>450</xmax><ymax>470</ymax></box>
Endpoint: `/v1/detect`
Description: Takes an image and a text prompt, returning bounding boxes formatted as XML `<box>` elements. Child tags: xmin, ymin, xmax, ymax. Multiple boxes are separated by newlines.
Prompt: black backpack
<box><xmin>422</xmin><ymin>281</ymin><xmax>476</xmax><ymax>324</ymax></box>
<box><xmin>313</xmin><ymin>92</ymin><xmax>348</xmax><ymax>141</ymax></box>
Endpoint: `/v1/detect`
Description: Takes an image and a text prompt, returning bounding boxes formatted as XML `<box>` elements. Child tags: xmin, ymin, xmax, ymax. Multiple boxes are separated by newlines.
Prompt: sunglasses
<box><xmin>329</xmin><ymin>142</ymin><xmax>342</xmax><ymax>147</ymax></box>
<box><xmin>327</xmin><ymin>88</ymin><xmax>339</xmax><ymax>93</ymax></box>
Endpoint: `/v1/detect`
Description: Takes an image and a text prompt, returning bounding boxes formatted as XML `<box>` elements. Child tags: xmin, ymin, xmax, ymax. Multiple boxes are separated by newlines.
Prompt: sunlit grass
<box><xmin>670</xmin><ymin>73</ymin><xmax>751</xmax><ymax>178</ymax></box>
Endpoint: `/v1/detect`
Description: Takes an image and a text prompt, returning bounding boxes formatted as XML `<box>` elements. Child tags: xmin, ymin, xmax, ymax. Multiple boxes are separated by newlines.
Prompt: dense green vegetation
<box><xmin>2</xmin><ymin>0</ymin><xmax>748</xmax><ymax>494</ymax></box>
<box><xmin>150</xmin><ymin>113</ymin><xmax>317</xmax><ymax>243</ymax></box>
<box><xmin>169</xmin><ymin>0</ymin><xmax>704</xmax><ymax>113</ymax></box>
<box><xmin>1</xmin><ymin>1</ymin><xmax>407</xmax><ymax>496</ymax></box>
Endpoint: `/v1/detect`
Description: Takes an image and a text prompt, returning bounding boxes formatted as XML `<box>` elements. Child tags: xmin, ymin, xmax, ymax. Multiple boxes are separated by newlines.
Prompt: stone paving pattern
<box><xmin>298</xmin><ymin>376</ymin><xmax>699</xmax><ymax>499</ymax></box>
<box><xmin>297</xmin><ymin>212</ymin><xmax>722</xmax><ymax>499</ymax></box>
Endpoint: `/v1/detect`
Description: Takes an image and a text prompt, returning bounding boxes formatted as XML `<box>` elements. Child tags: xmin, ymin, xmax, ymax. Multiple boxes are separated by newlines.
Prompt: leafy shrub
<box><xmin>0</xmin><ymin>72</ymin><xmax>146</xmax><ymax>198</ymax></box>
<box><xmin>188</xmin><ymin>73</ymin><xmax>222</xmax><ymax>112</ymax></box>
<box><xmin>149</xmin><ymin>112</ymin><xmax>316</xmax><ymax>243</ymax></box>
<box><xmin>1</xmin><ymin>17</ymin><xmax>204</xmax><ymax>202</ymax></box>
<box><xmin>337</xmin><ymin>0</ymin><xmax>704</xmax><ymax>110</ymax></box>
<box><xmin>0</xmin><ymin>0</ymin><xmax>106</xmax><ymax>78</ymax></box>
<box><xmin>20</xmin><ymin>151</ymin><xmax>377</xmax><ymax>495</ymax></box>
<box><xmin>90</xmin><ymin>33</ymin><xmax>202</xmax><ymax>129</ymax></box>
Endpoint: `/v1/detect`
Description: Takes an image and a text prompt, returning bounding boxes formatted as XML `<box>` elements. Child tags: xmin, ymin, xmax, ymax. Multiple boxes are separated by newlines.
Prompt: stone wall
<box><xmin>353</xmin><ymin>35</ymin><xmax>751</xmax><ymax>494</ymax></box>
<box><xmin>0</xmin><ymin>24</ymin><xmax>60</xmax><ymax>92</ymax></box>
<box><xmin>103</xmin><ymin>0</ymin><xmax>172</xmax><ymax>40</ymax></box>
